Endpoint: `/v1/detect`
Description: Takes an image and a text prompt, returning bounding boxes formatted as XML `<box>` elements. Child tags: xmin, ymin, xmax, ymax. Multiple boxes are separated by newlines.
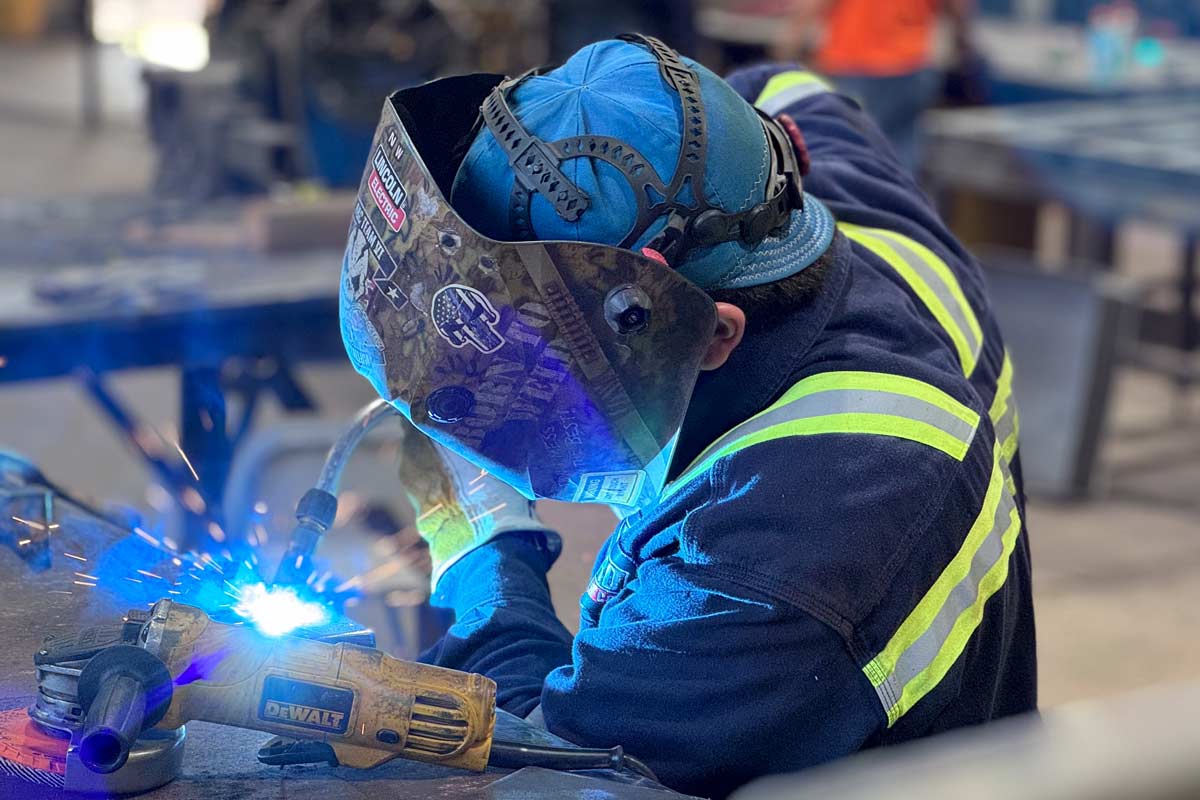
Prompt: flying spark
<box><xmin>73</xmin><ymin>580</ymin><xmax>96</xmax><ymax>587</ymax></box>
<box><xmin>16</xmin><ymin>539</ymin><xmax>30</xmax><ymax>546</ymax></box>
<box><xmin>333</xmin><ymin>560</ymin><xmax>404</xmax><ymax>593</ymax></box>
<box><xmin>133</xmin><ymin>528</ymin><xmax>160</xmax><ymax>547</ymax></box>
<box><xmin>169</xmin><ymin>438</ymin><xmax>200</xmax><ymax>482</ymax></box>
<box><xmin>63</xmin><ymin>552</ymin><xmax>87</xmax><ymax>562</ymax></box>
<box><xmin>417</xmin><ymin>503</ymin><xmax>444</xmax><ymax>522</ymax></box>
<box><xmin>467</xmin><ymin>502</ymin><xmax>507</xmax><ymax>525</ymax></box>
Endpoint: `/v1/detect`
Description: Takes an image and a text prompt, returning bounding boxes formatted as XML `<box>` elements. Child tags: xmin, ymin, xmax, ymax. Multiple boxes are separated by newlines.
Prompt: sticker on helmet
<box><xmin>385</xmin><ymin>126</ymin><xmax>406</xmax><ymax>163</ymax></box>
<box><xmin>340</xmin><ymin>240</ymin><xmax>386</xmax><ymax>385</ymax></box>
<box><xmin>350</xmin><ymin>201</ymin><xmax>408</xmax><ymax>312</ymax></box>
<box><xmin>431</xmin><ymin>283</ymin><xmax>505</xmax><ymax>354</ymax></box>
<box><xmin>573</xmin><ymin>470</ymin><xmax>647</xmax><ymax>505</ymax></box>
<box><xmin>368</xmin><ymin>145</ymin><xmax>408</xmax><ymax>232</ymax></box>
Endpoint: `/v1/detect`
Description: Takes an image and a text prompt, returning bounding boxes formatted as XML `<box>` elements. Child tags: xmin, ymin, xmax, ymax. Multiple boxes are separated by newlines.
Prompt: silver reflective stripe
<box><xmin>863</xmin><ymin>444</ymin><xmax>1024</xmax><ymax>727</ymax></box>
<box><xmin>872</xmin><ymin>230</ymin><xmax>983</xmax><ymax>371</ymax></box>
<box><xmin>688</xmin><ymin>388</ymin><xmax>977</xmax><ymax>473</ymax></box>
<box><xmin>990</xmin><ymin>352</ymin><xmax>1019</xmax><ymax>466</ymax></box>
<box><xmin>757</xmin><ymin>80</ymin><xmax>830</xmax><ymax>115</ymax></box>
<box><xmin>840</xmin><ymin>224</ymin><xmax>984</xmax><ymax>378</ymax></box>
<box><xmin>872</xmin><ymin>467</ymin><xmax>1018</xmax><ymax>714</ymax></box>
<box><xmin>994</xmin><ymin>396</ymin><xmax>1018</xmax><ymax>463</ymax></box>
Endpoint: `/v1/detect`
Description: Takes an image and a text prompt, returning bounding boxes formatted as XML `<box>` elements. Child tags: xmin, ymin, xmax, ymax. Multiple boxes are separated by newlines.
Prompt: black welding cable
<box><xmin>488</xmin><ymin>739</ymin><xmax>658</xmax><ymax>782</ymax></box>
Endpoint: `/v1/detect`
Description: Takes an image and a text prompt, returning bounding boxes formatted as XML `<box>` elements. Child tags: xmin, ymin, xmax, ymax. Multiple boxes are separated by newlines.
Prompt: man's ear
<box><xmin>701</xmin><ymin>303</ymin><xmax>746</xmax><ymax>371</ymax></box>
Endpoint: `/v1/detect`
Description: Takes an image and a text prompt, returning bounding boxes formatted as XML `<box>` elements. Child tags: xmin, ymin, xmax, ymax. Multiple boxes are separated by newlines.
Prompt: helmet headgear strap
<box><xmin>478</xmin><ymin>34</ymin><xmax>805</xmax><ymax>264</ymax></box>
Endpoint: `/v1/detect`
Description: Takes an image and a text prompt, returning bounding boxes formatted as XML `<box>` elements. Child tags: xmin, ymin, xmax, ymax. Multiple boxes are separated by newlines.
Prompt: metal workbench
<box><xmin>922</xmin><ymin>94</ymin><xmax>1200</xmax><ymax>388</ymax></box>
<box><xmin>0</xmin><ymin>517</ymin><xmax>690</xmax><ymax>800</ymax></box>
<box><xmin>0</xmin><ymin>249</ymin><xmax>344</xmax><ymax>549</ymax></box>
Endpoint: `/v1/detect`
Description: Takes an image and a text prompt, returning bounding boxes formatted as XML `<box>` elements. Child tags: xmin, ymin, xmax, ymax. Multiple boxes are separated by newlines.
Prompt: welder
<box><xmin>338</xmin><ymin>35</ymin><xmax>1035</xmax><ymax>797</ymax></box>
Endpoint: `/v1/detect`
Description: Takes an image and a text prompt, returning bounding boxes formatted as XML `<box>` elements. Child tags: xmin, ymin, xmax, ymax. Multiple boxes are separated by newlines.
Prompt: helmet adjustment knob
<box><xmin>604</xmin><ymin>285</ymin><xmax>652</xmax><ymax>335</ymax></box>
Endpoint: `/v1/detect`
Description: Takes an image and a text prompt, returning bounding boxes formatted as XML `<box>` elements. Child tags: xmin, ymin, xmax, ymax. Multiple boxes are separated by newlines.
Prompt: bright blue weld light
<box><xmin>233</xmin><ymin>582</ymin><xmax>330</xmax><ymax>637</ymax></box>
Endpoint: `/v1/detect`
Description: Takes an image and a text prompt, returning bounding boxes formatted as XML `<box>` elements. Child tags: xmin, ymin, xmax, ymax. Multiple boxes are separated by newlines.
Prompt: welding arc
<box><xmin>487</xmin><ymin>740</ymin><xmax>658</xmax><ymax>781</ymax></box>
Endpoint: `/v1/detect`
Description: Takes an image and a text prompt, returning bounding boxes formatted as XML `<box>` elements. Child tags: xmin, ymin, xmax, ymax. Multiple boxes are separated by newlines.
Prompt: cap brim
<box><xmin>709</xmin><ymin>195</ymin><xmax>837</xmax><ymax>290</ymax></box>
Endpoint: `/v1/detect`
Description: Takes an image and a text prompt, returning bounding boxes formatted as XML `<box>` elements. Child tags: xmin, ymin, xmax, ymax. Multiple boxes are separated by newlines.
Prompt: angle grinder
<box><xmin>0</xmin><ymin>607</ymin><xmax>377</xmax><ymax>794</ymax></box>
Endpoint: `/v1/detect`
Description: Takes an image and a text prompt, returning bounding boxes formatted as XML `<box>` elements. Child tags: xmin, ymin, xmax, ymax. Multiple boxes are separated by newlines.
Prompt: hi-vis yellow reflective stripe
<box><xmin>755</xmin><ymin>70</ymin><xmax>832</xmax><ymax>114</ymax></box>
<box><xmin>662</xmin><ymin>371</ymin><xmax>980</xmax><ymax>499</ymax></box>
<box><xmin>989</xmin><ymin>351</ymin><xmax>1020</xmax><ymax>471</ymax></box>
<box><xmin>863</xmin><ymin>443</ymin><xmax>1021</xmax><ymax>727</ymax></box>
<box><xmin>840</xmin><ymin>223</ymin><xmax>984</xmax><ymax>377</ymax></box>
<box><xmin>838</xmin><ymin>223</ymin><xmax>1020</xmax><ymax>466</ymax></box>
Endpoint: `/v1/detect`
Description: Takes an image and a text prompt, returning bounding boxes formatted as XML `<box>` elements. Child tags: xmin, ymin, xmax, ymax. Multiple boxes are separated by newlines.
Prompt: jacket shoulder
<box><xmin>670</xmin><ymin>404</ymin><xmax>993</xmax><ymax>633</ymax></box>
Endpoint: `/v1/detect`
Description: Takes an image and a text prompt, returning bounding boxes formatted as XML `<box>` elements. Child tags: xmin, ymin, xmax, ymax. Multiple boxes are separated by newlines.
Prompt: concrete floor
<box><xmin>1</xmin><ymin>41</ymin><xmax>1199</xmax><ymax>712</ymax></box>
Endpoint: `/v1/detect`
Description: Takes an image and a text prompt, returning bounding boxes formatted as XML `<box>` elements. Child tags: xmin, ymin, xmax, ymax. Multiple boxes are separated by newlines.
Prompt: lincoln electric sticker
<box><xmin>368</xmin><ymin>143</ymin><xmax>408</xmax><ymax>232</ymax></box>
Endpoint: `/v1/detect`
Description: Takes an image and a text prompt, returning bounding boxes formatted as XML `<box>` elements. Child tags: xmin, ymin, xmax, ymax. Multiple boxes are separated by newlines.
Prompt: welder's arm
<box><xmin>424</xmin><ymin>538</ymin><xmax>878</xmax><ymax>796</ymax></box>
<box><xmin>725</xmin><ymin>63</ymin><xmax>977</xmax><ymax>267</ymax></box>
<box><xmin>421</xmin><ymin>534</ymin><xmax>573</xmax><ymax>714</ymax></box>
<box><xmin>535</xmin><ymin>560</ymin><xmax>880</xmax><ymax>797</ymax></box>
<box><xmin>402</xmin><ymin>428</ymin><xmax>574</xmax><ymax>711</ymax></box>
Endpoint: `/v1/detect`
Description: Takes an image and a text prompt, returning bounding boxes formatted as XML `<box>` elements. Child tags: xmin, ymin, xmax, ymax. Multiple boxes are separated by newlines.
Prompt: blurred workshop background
<box><xmin>0</xmin><ymin>0</ymin><xmax>1197</xmax><ymax>712</ymax></box>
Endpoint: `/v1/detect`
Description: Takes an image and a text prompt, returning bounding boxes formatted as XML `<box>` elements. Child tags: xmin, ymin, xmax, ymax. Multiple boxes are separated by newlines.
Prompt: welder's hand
<box><xmin>399</xmin><ymin>427</ymin><xmax>559</xmax><ymax>590</ymax></box>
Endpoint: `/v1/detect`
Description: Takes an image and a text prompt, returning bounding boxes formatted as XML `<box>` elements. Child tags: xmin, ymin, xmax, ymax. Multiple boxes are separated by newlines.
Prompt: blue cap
<box><xmin>450</xmin><ymin>39</ymin><xmax>834</xmax><ymax>290</ymax></box>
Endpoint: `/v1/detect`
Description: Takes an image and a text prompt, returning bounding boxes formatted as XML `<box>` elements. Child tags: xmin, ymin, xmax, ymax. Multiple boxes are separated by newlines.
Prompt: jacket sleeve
<box><xmin>537</xmin><ymin>558</ymin><xmax>881</xmax><ymax>797</ymax></box>
<box><xmin>420</xmin><ymin>533</ymin><xmax>573</xmax><ymax>715</ymax></box>
<box><xmin>724</xmin><ymin>63</ymin><xmax>978</xmax><ymax>269</ymax></box>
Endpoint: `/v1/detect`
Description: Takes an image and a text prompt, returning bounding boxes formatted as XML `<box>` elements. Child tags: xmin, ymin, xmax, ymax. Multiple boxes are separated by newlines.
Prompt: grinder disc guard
<box><xmin>2</xmin><ymin>612</ymin><xmax>189</xmax><ymax>795</ymax></box>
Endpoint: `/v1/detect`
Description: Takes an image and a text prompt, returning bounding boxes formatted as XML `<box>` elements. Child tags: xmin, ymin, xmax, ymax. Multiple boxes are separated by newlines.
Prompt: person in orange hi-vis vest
<box><xmin>774</xmin><ymin>0</ymin><xmax>975</xmax><ymax>168</ymax></box>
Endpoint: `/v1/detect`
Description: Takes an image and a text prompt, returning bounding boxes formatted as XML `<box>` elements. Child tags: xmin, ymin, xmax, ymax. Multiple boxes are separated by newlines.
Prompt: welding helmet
<box><xmin>340</xmin><ymin>34</ymin><xmax>812</xmax><ymax>509</ymax></box>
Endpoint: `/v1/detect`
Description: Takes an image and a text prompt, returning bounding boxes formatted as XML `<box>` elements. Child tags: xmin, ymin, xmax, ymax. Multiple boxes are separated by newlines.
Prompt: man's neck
<box><xmin>665</xmin><ymin>236</ymin><xmax>852</xmax><ymax>484</ymax></box>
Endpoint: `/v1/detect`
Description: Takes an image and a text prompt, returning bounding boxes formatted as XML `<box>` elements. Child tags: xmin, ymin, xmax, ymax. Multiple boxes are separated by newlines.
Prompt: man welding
<box><xmin>338</xmin><ymin>34</ymin><xmax>1035</xmax><ymax>797</ymax></box>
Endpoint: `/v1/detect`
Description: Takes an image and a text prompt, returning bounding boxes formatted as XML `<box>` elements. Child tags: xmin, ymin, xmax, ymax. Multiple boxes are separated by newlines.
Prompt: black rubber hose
<box><xmin>488</xmin><ymin>739</ymin><xmax>659</xmax><ymax>782</ymax></box>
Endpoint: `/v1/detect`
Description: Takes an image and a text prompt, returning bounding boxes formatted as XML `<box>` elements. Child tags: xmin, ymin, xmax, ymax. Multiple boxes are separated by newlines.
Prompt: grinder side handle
<box><xmin>77</xmin><ymin>645</ymin><xmax>174</xmax><ymax>773</ymax></box>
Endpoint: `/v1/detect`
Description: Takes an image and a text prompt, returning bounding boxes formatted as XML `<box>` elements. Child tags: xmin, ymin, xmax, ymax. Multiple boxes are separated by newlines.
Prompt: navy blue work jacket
<box><xmin>422</xmin><ymin>63</ymin><xmax>1037</xmax><ymax>798</ymax></box>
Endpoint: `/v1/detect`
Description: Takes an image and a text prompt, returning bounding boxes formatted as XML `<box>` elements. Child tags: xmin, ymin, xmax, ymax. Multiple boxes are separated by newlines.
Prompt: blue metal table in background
<box><xmin>0</xmin><ymin>244</ymin><xmax>345</xmax><ymax>549</ymax></box>
<box><xmin>923</xmin><ymin>94</ymin><xmax>1200</xmax><ymax>386</ymax></box>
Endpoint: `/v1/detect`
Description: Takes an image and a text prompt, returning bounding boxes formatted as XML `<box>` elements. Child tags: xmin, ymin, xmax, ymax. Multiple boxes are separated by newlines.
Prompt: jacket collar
<box><xmin>667</xmin><ymin>233</ymin><xmax>851</xmax><ymax>482</ymax></box>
